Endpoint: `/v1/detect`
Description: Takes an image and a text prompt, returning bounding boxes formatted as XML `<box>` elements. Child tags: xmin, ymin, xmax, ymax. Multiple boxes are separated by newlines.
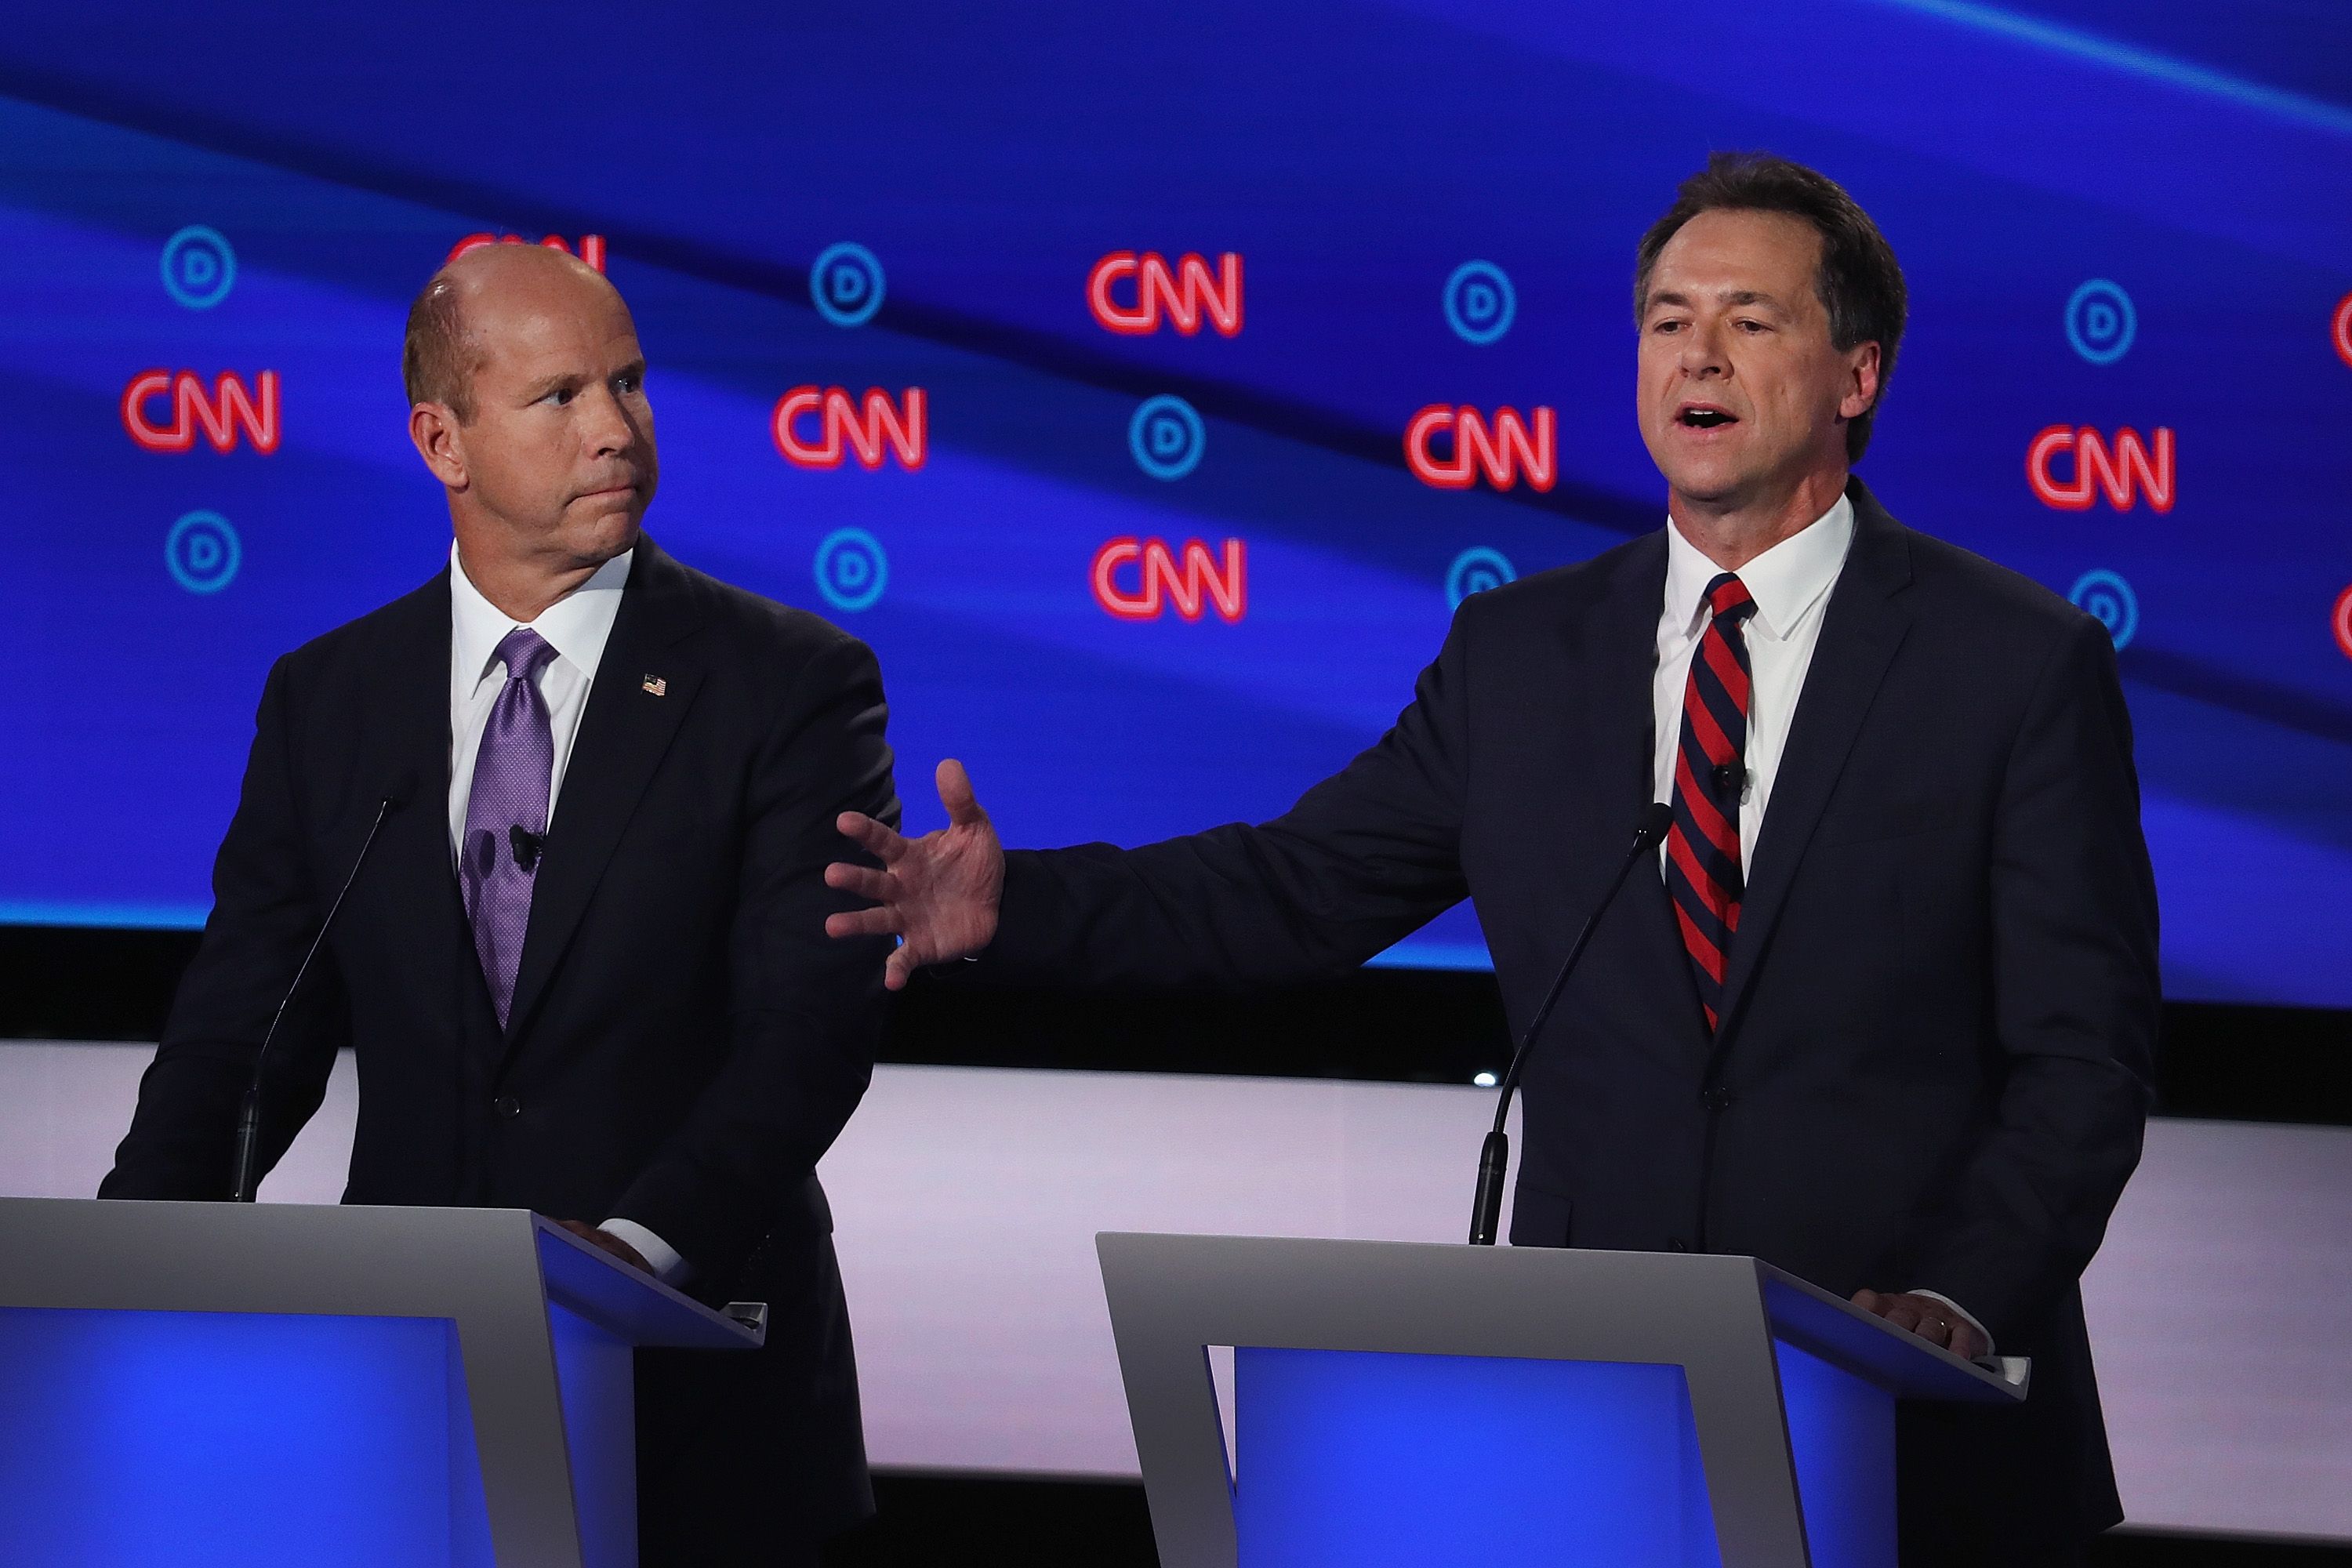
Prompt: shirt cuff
<box><xmin>1908</xmin><ymin>1288</ymin><xmax>1994</xmax><ymax>1358</ymax></box>
<box><xmin>601</xmin><ymin>1218</ymin><xmax>691</xmax><ymax>1287</ymax></box>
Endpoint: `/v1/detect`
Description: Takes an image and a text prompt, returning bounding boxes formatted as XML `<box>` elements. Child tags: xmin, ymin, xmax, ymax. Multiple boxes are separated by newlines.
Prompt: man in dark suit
<box><xmin>826</xmin><ymin>154</ymin><xmax>2158</xmax><ymax>1563</ymax></box>
<box><xmin>101</xmin><ymin>242</ymin><xmax>897</xmax><ymax>1566</ymax></box>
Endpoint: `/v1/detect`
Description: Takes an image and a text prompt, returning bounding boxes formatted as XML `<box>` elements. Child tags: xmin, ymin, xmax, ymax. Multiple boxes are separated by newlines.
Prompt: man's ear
<box><xmin>1839</xmin><ymin>341</ymin><xmax>1883</xmax><ymax>423</ymax></box>
<box><xmin>408</xmin><ymin>402</ymin><xmax>469</xmax><ymax>489</ymax></box>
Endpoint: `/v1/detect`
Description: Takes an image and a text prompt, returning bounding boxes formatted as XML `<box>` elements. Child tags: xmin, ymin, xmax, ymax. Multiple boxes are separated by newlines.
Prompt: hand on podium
<box><xmin>826</xmin><ymin>759</ymin><xmax>1006</xmax><ymax>991</ymax></box>
<box><xmin>1852</xmin><ymin>1287</ymin><xmax>1989</xmax><ymax>1359</ymax></box>
<box><xmin>556</xmin><ymin>1219</ymin><xmax>652</xmax><ymax>1276</ymax></box>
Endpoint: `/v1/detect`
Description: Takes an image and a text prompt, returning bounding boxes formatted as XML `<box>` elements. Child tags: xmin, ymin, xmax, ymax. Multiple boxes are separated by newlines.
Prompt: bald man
<box><xmin>101</xmin><ymin>244</ymin><xmax>901</xmax><ymax>1565</ymax></box>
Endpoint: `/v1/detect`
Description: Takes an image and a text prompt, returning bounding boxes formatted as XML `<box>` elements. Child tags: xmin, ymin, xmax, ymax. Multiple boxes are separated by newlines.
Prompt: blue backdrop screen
<box><xmin>2</xmin><ymin>2</ymin><xmax>2348</xmax><ymax>1004</ymax></box>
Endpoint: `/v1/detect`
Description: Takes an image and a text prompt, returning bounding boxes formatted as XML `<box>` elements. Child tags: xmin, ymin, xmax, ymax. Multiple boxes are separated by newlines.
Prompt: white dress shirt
<box><xmin>1650</xmin><ymin>493</ymin><xmax>1854</xmax><ymax>863</ymax></box>
<box><xmin>1646</xmin><ymin>497</ymin><xmax>1991</xmax><ymax>1354</ymax></box>
<box><xmin>447</xmin><ymin>543</ymin><xmax>686</xmax><ymax>1286</ymax></box>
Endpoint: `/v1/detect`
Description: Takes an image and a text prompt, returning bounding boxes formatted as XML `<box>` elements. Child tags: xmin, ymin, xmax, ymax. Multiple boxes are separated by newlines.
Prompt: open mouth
<box><xmin>1676</xmin><ymin>404</ymin><xmax>1737</xmax><ymax>430</ymax></box>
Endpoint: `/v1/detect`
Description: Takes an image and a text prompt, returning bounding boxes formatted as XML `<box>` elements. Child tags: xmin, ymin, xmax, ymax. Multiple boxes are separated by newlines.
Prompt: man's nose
<box><xmin>1679</xmin><ymin>320</ymin><xmax>1730</xmax><ymax>379</ymax></box>
<box><xmin>584</xmin><ymin>385</ymin><xmax>641</xmax><ymax>456</ymax></box>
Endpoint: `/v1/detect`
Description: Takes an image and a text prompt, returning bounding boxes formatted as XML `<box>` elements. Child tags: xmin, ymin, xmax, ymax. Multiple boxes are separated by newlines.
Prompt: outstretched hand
<box><xmin>826</xmin><ymin>759</ymin><xmax>1006</xmax><ymax>990</ymax></box>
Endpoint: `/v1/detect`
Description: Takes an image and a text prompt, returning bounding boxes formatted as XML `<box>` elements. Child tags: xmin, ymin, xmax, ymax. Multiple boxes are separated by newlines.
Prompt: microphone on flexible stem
<box><xmin>229</xmin><ymin>771</ymin><xmax>417</xmax><ymax>1203</ymax></box>
<box><xmin>1468</xmin><ymin>801</ymin><xmax>1675</xmax><ymax>1246</ymax></box>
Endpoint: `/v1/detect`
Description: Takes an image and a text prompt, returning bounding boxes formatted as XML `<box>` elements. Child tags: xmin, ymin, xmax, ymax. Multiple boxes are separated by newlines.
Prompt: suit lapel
<box><xmin>361</xmin><ymin>570</ymin><xmax>472</xmax><ymax>957</ymax></box>
<box><xmin>1576</xmin><ymin>534</ymin><xmax>1708</xmax><ymax>1044</ymax></box>
<box><xmin>502</xmin><ymin>539</ymin><xmax>708</xmax><ymax>1051</ymax></box>
<box><xmin>1715</xmin><ymin>481</ymin><xmax>1914</xmax><ymax>1042</ymax></box>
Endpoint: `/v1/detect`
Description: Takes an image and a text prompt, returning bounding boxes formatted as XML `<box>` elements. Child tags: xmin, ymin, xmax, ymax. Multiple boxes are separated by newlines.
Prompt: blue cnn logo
<box><xmin>2065</xmin><ymin>280</ymin><xmax>2135</xmax><ymax>365</ymax></box>
<box><xmin>162</xmin><ymin>226</ymin><xmax>236</xmax><ymax>310</ymax></box>
<box><xmin>814</xmin><ymin>527</ymin><xmax>888</xmax><ymax>612</ymax></box>
<box><xmin>166</xmin><ymin>511</ymin><xmax>241</xmax><ymax>593</ymax></box>
<box><xmin>811</xmin><ymin>243</ymin><xmax>886</xmax><ymax>328</ymax></box>
<box><xmin>1130</xmin><ymin>395</ymin><xmax>1205</xmax><ymax>481</ymax></box>
<box><xmin>1443</xmin><ymin>262</ymin><xmax>1515</xmax><ymax>346</ymax></box>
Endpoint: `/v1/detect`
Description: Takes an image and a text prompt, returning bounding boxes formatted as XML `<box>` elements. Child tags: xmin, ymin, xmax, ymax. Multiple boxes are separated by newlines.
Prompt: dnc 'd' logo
<box><xmin>447</xmin><ymin>234</ymin><xmax>607</xmax><ymax>272</ymax></box>
<box><xmin>1405</xmin><ymin>405</ymin><xmax>1555</xmax><ymax>492</ymax></box>
<box><xmin>1091</xmin><ymin>537</ymin><xmax>1247</xmax><ymax>622</ymax></box>
<box><xmin>161</xmin><ymin>226</ymin><xmax>237</xmax><ymax>310</ymax></box>
<box><xmin>772</xmin><ymin>387</ymin><xmax>927</xmax><ymax>471</ymax></box>
<box><xmin>2027</xmin><ymin>425</ymin><xmax>2174</xmax><ymax>513</ymax></box>
<box><xmin>122</xmin><ymin>370</ymin><xmax>280</xmax><ymax>454</ymax></box>
<box><xmin>1087</xmin><ymin>252</ymin><xmax>1243</xmax><ymax>337</ymax></box>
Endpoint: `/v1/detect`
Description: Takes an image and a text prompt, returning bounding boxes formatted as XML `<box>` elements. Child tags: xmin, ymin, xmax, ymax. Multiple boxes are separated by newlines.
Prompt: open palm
<box><xmin>825</xmin><ymin>759</ymin><xmax>1005</xmax><ymax>990</ymax></box>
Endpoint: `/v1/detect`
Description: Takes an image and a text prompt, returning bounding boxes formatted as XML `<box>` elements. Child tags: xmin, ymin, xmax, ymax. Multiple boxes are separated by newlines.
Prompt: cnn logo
<box><xmin>2027</xmin><ymin>425</ymin><xmax>2174</xmax><ymax>513</ymax></box>
<box><xmin>1404</xmin><ymin>405</ymin><xmax>1555</xmax><ymax>492</ymax></box>
<box><xmin>122</xmin><ymin>370</ymin><xmax>279</xmax><ymax>454</ymax></box>
<box><xmin>447</xmin><ymin>234</ymin><xmax>607</xmax><ymax>272</ymax></box>
<box><xmin>1091</xmin><ymin>537</ymin><xmax>1247</xmax><ymax>622</ymax></box>
<box><xmin>1087</xmin><ymin>252</ymin><xmax>1243</xmax><ymax>337</ymax></box>
<box><xmin>772</xmin><ymin>388</ymin><xmax>927</xmax><ymax>471</ymax></box>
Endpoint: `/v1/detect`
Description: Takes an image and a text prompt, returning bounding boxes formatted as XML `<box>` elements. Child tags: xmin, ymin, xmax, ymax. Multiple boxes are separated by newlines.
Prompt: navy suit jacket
<box><xmin>101</xmin><ymin>537</ymin><xmax>898</xmax><ymax>1544</ymax></box>
<box><xmin>984</xmin><ymin>478</ymin><xmax>2159</xmax><ymax>1548</ymax></box>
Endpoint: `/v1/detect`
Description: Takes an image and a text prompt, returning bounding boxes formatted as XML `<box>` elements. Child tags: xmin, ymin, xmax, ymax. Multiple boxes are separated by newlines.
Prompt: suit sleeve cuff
<box><xmin>601</xmin><ymin>1218</ymin><xmax>691</xmax><ymax>1287</ymax></box>
<box><xmin>973</xmin><ymin>851</ymin><xmax>1061</xmax><ymax>981</ymax></box>
<box><xmin>1908</xmin><ymin>1288</ymin><xmax>1995</xmax><ymax>1358</ymax></box>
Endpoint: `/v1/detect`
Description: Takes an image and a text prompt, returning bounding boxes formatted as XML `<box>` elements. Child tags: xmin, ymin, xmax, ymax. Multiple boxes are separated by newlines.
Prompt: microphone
<box><xmin>1468</xmin><ymin>801</ymin><xmax>1675</xmax><ymax>1246</ymax></box>
<box><xmin>229</xmin><ymin>772</ymin><xmax>416</xmax><ymax>1203</ymax></box>
<box><xmin>509</xmin><ymin>825</ymin><xmax>543</xmax><ymax>873</ymax></box>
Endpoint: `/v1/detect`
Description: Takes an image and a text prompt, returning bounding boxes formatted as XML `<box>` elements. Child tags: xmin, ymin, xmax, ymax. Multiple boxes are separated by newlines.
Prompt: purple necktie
<box><xmin>460</xmin><ymin>627</ymin><xmax>557</xmax><ymax>1029</ymax></box>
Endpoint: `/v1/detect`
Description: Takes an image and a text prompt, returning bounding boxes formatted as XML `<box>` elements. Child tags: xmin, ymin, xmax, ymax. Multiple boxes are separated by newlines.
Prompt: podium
<box><xmin>1098</xmin><ymin>1233</ymin><xmax>2029</xmax><ymax>1568</ymax></box>
<box><xmin>0</xmin><ymin>1198</ymin><xmax>764</xmax><ymax>1568</ymax></box>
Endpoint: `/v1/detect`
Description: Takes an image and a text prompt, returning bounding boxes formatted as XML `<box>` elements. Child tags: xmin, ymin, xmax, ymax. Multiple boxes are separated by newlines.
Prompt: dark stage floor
<box><xmin>828</xmin><ymin>1472</ymin><xmax>2351</xmax><ymax>1568</ymax></box>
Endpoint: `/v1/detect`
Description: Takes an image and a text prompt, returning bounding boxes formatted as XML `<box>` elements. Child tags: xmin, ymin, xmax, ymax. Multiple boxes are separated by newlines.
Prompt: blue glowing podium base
<box><xmin>0</xmin><ymin>1198</ymin><xmax>764</xmax><ymax>1568</ymax></box>
<box><xmin>1097</xmin><ymin>1235</ymin><xmax>2027</xmax><ymax>1568</ymax></box>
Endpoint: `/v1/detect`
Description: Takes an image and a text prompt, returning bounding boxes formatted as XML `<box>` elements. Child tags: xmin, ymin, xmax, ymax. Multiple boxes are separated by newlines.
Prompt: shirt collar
<box><xmin>450</xmin><ymin>540</ymin><xmax>634</xmax><ymax>688</ymax></box>
<box><xmin>1663</xmin><ymin>492</ymin><xmax>1854</xmax><ymax>642</ymax></box>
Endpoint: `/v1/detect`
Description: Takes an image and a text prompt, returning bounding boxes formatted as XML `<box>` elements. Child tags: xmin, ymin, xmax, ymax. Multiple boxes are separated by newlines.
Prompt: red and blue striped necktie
<box><xmin>1666</xmin><ymin>572</ymin><xmax>1758</xmax><ymax>1032</ymax></box>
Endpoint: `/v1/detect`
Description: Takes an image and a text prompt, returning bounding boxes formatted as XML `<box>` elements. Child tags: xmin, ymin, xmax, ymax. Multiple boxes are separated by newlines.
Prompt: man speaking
<box><xmin>102</xmin><ymin>243</ymin><xmax>898</xmax><ymax>1565</ymax></box>
<box><xmin>828</xmin><ymin>154</ymin><xmax>2158</xmax><ymax>1564</ymax></box>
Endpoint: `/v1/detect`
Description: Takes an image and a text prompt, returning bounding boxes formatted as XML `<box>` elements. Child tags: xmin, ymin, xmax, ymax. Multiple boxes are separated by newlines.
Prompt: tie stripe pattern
<box><xmin>459</xmin><ymin>627</ymin><xmax>557</xmax><ymax>1029</ymax></box>
<box><xmin>1666</xmin><ymin>572</ymin><xmax>1758</xmax><ymax>1032</ymax></box>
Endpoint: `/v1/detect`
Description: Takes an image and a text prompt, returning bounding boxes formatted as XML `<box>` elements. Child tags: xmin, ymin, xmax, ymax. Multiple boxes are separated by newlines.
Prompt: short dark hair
<box><xmin>401</xmin><ymin>270</ymin><xmax>482</xmax><ymax>422</ymax></box>
<box><xmin>1633</xmin><ymin>152</ymin><xmax>1906</xmax><ymax>462</ymax></box>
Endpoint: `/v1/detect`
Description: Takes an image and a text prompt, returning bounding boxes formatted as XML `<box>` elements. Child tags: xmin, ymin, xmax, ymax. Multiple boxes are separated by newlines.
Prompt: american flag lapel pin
<box><xmin>642</xmin><ymin>674</ymin><xmax>667</xmax><ymax>697</ymax></box>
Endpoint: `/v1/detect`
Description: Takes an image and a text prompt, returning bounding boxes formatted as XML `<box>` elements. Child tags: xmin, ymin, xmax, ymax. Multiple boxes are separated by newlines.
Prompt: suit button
<box><xmin>494</xmin><ymin>1096</ymin><xmax>521</xmax><ymax>1120</ymax></box>
<box><xmin>1700</xmin><ymin>1085</ymin><xmax>1735</xmax><ymax>1112</ymax></box>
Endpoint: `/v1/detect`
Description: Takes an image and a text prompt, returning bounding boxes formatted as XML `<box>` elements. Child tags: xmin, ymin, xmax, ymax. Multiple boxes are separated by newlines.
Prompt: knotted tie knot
<box><xmin>494</xmin><ymin>626</ymin><xmax>557</xmax><ymax>684</ymax></box>
<box><xmin>1704</xmin><ymin>572</ymin><xmax>1756</xmax><ymax>628</ymax></box>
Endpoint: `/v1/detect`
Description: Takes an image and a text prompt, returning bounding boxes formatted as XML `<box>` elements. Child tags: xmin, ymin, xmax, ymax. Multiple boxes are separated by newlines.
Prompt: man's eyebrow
<box><xmin>519</xmin><ymin>369</ymin><xmax>583</xmax><ymax>401</ymax></box>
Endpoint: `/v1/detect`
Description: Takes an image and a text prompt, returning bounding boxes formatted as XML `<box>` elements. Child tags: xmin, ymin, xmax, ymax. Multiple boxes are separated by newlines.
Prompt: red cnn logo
<box><xmin>1087</xmin><ymin>252</ymin><xmax>1243</xmax><ymax>336</ymax></box>
<box><xmin>1404</xmin><ymin>405</ymin><xmax>1555</xmax><ymax>492</ymax></box>
<box><xmin>771</xmin><ymin>388</ymin><xmax>927</xmax><ymax>471</ymax></box>
<box><xmin>448</xmin><ymin>233</ymin><xmax>607</xmax><ymax>272</ymax></box>
<box><xmin>2027</xmin><ymin>425</ymin><xmax>2175</xmax><ymax>513</ymax></box>
<box><xmin>1091</xmin><ymin>537</ymin><xmax>1247</xmax><ymax>622</ymax></box>
<box><xmin>121</xmin><ymin>370</ymin><xmax>280</xmax><ymax>454</ymax></box>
